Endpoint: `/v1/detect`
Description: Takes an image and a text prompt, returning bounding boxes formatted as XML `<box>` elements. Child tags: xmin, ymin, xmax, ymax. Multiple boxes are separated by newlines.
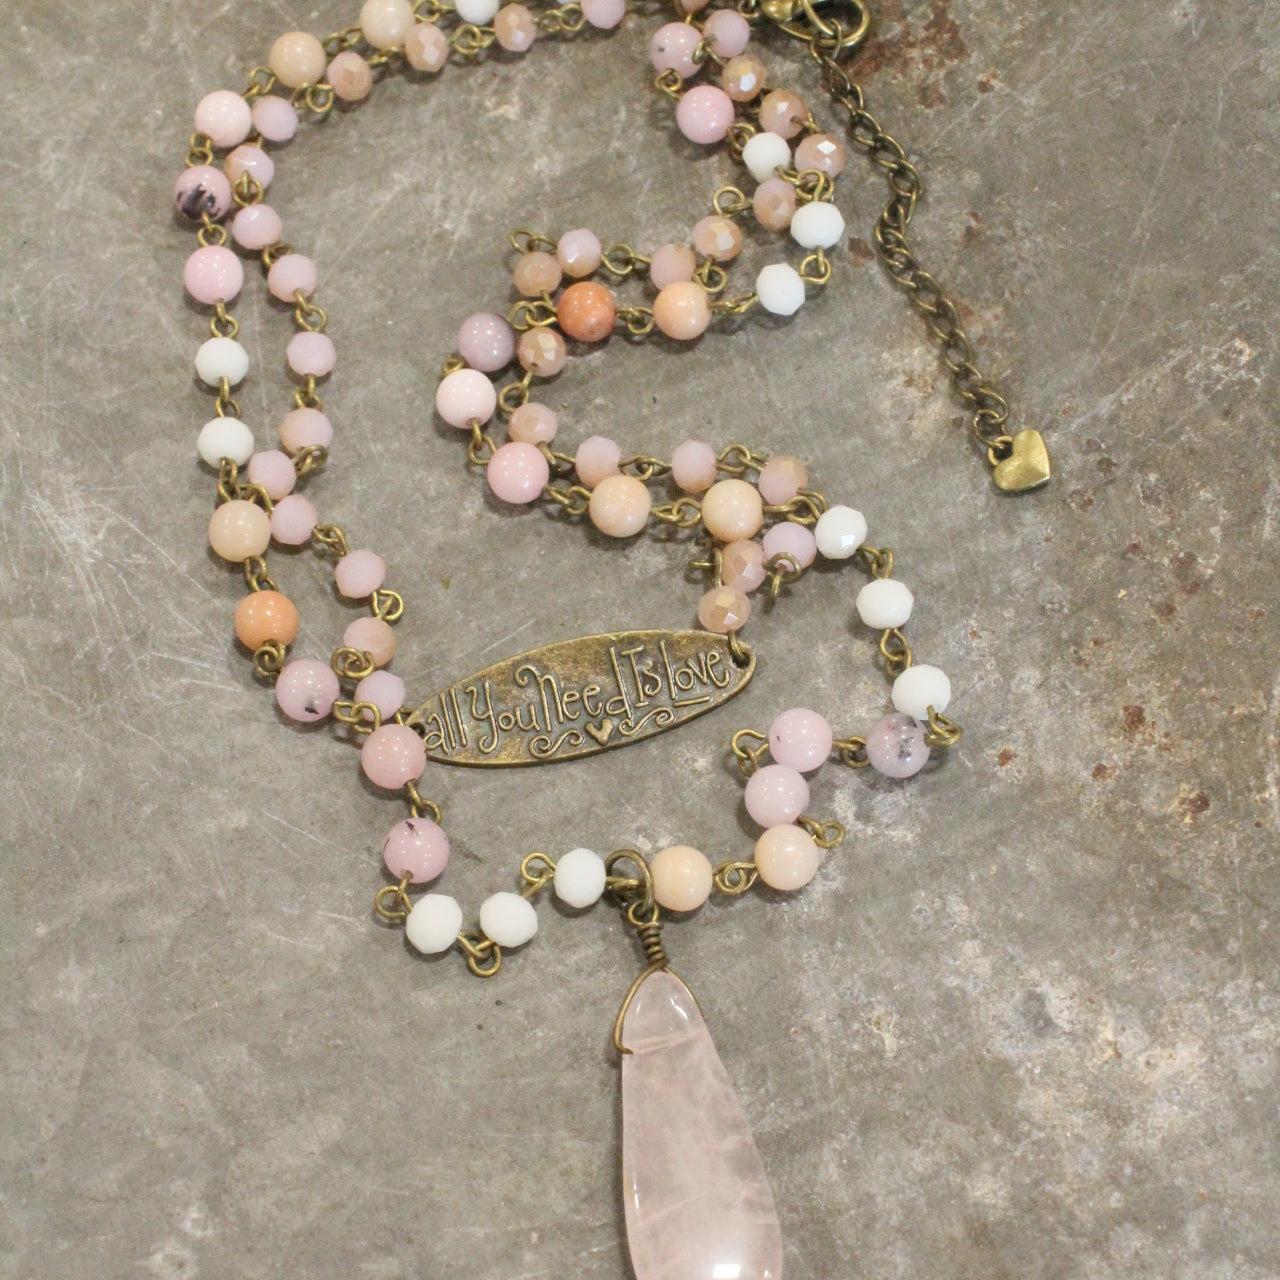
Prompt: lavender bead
<box><xmin>768</xmin><ymin>707</ymin><xmax>832</xmax><ymax>774</ymax></box>
<box><xmin>231</xmin><ymin>204</ymin><xmax>283</xmax><ymax>251</ymax></box>
<box><xmin>173</xmin><ymin>165</ymin><xmax>232</xmax><ymax>221</ymax></box>
<box><xmin>335</xmin><ymin>548</ymin><xmax>387</xmax><ymax>598</ymax></box>
<box><xmin>383</xmin><ymin>817</ymin><xmax>450</xmax><ymax>883</ymax></box>
<box><xmin>865</xmin><ymin>713</ymin><xmax>930</xmax><ymax>779</ymax></box>
<box><xmin>183</xmin><ymin>245</ymin><xmax>243</xmax><ymax>304</ymax></box>
<box><xmin>286</xmin><ymin>331</ymin><xmax>335</xmax><ymax>377</ymax></box>
<box><xmin>270</xmin><ymin>493</ymin><xmax>318</xmax><ymax>545</ymax></box>
<box><xmin>458</xmin><ymin>312</ymin><xmax>517</xmax><ymax>372</ymax></box>
<box><xmin>275</xmin><ymin>658</ymin><xmax>340</xmax><ymax>723</ymax></box>
<box><xmin>267</xmin><ymin>253</ymin><xmax>318</xmax><ymax>302</ymax></box>
<box><xmin>355</xmin><ymin>669</ymin><xmax>406</xmax><ymax>720</ymax></box>
<box><xmin>744</xmin><ymin>763</ymin><xmax>809</xmax><ymax>827</ymax></box>
<box><xmin>251</xmin><ymin>95</ymin><xmax>299</xmax><ymax>143</ymax></box>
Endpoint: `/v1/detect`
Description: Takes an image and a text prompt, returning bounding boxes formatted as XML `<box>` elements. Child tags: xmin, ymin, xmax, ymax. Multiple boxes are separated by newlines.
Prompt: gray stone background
<box><xmin>2</xmin><ymin>0</ymin><xmax>1276</xmax><ymax>1276</ymax></box>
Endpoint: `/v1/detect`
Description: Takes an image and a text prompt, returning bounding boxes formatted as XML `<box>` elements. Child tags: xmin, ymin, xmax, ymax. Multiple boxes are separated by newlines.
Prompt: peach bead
<box><xmin>344</xmin><ymin>616</ymin><xmax>398</xmax><ymax>667</ymax></box>
<box><xmin>269</xmin><ymin>31</ymin><xmax>327</xmax><ymax>89</ymax></box>
<box><xmin>757</xmin><ymin>455</ymin><xmax>808</xmax><ymax>504</ymax></box>
<box><xmin>513</xmin><ymin>251</ymin><xmax>562</xmax><ymax>297</ymax></box>
<box><xmin>405</xmin><ymin>22</ymin><xmax>449</xmax><ymax>72</ymax></box>
<box><xmin>651</xmin><ymin>845</ymin><xmax>713</xmax><ymax>912</ymax></box>
<box><xmin>693</xmin><ymin>215</ymin><xmax>744</xmax><ymax>262</ymax></box>
<box><xmin>649</xmin><ymin>242</ymin><xmax>697</xmax><ymax>289</ymax></box>
<box><xmin>508</xmin><ymin>401</ymin><xmax>557</xmax><ymax>443</ymax></box>
<box><xmin>698</xmin><ymin>584</ymin><xmax>750</xmax><ymax>633</ymax></box>
<box><xmin>328</xmin><ymin>51</ymin><xmax>373</xmax><ymax>101</ymax></box>
<box><xmin>279</xmin><ymin>407</ymin><xmax>332</xmax><ymax>453</ymax></box>
<box><xmin>360</xmin><ymin>0</ymin><xmax>416</xmax><ymax>48</ymax></box>
<box><xmin>234</xmin><ymin>590</ymin><xmax>299</xmax><ymax>649</ymax></box>
<box><xmin>670</xmin><ymin>439</ymin><xmax>718</xmax><ymax>493</ymax></box>
<box><xmin>575</xmin><ymin>435</ymin><xmax>621</xmax><ymax>488</ymax></box>
<box><xmin>557</xmin><ymin>281</ymin><xmax>616</xmax><ymax>343</ymax></box>
<box><xmin>208</xmin><ymin>500</ymin><xmax>270</xmax><ymax>561</ymax></box>
<box><xmin>754</xmin><ymin>825</ymin><xmax>821</xmax><ymax>890</ymax></box>
<box><xmin>487</xmin><ymin>441</ymin><xmax>550</xmax><ymax>504</ymax></box>
<box><xmin>701</xmin><ymin>478</ymin><xmax>763</xmax><ymax>541</ymax></box>
<box><xmin>759</xmin><ymin>88</ymin><xmax>808</xmax><ymax>139</ymax></box>
<box><xmin>653</xmin><ymin>281</ymin><xmax>711</xmax><ymax>340</ymax></box>
<box><xmin>721</xmin><ymin>54</ymin><xmax>765</xmax><ymax>102</ymax></box>
<box><xmin>794</xmin><ymin>132</ymin><xmax>848</xmax><ymax>178</ymax></box>
<box><xmin>517</xmin><ymin>328</ymin><xmax>567</xmax><ymax>376</ymax></box>
<box><xmin>721</xmin><ymin>539</ymin><xmax>766</xmax><ymax>593</ymax></box>
<box><xmin>495</xmin><ymin>4</ymin><xmax>537</xmax><ymax>52</ymax></box>
<box><xmin>753</xmin><ymin>177</ymin><xmax>796</xmax><ymax>231</ymax></box>
<box><xmin>557</xmin><ymin>228</ymin><xmax>602</xmax><ymax>278</ymax></box>
<box><xmin>588</xmin><ymin>475</ymin><xmax>651</xmax><ymax>537</ymax></box>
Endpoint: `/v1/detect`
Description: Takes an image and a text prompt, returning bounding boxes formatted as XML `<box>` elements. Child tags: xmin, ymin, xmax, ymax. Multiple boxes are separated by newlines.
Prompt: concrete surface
<box><xmin>2</xmin><ymin>1</ymin><xmax>1277</xmax><ymax>1277</ymax></box>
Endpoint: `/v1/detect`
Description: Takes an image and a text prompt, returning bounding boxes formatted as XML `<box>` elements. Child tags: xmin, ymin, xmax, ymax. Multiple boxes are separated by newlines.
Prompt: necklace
<box><xmin>176</xmin><ymin>1</ymin><xmax>1048</xmax><ymax>1274</ymax></box>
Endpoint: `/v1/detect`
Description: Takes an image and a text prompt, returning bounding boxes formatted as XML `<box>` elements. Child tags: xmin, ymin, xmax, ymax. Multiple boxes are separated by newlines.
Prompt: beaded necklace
<box><xmin>176</xmin><ymin>1</ymin><xmax>1049</xmax><ymax>1274</ymax></box>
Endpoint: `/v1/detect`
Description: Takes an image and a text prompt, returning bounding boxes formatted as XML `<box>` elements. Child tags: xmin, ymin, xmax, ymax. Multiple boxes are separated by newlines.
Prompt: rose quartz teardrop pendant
<box><xmin>621</xmin><ymin>969</ymin><xmax>784</xmax><ymax>1280</ymax></box>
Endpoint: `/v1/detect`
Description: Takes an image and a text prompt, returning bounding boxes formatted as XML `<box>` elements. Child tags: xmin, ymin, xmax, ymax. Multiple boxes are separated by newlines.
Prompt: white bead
<box><xmin>790</xmin><ymin>201</ymin><xmax>846</xmax><ymax>249</ymax></box>
<box><xmin>479</xmin><ymin>891</ymin><xmax>538</xmax><ymax>948</ymax></box>
<box><xmin>756</xmin><ymin>263</ymin><xmax>805</xmax><ymax>316</ymax></box>
<box><xmin>742</xmin><ymin>132</ymin><xmax>792</xmax><ymax>183</ymax></box>
<box><xmin>814</xmin><ymin>504</ymin><xmax>867</xmax><ymax>559</ymax></box>
<box><xmin>405</xmin><ymin>893</ymin><xmax>463</xmax><ymax>955</ymax></box>
<box><xmin>195</xmin><ymin>336</ymin><xmax>249</xmax><ymax>387</ymax></box>
<box><xmin>855</xmin><ymin>578</ymin><xmax>914</xmax><ymax>629</ymax></box>
<box><xmin>554</xmin><ymin>847</ymin><xmax>607</xmax><ymax>909</ymax></box>
<box><xmin>892</xmin><ymin>664</ymin><xmax>951</xmax><ymax>720</ymax></box>
<box><xmin>456</xmin><ymin>0</ymin><xmax>500</xmax><ymax>22</ymax></box>
<box><xmin>197</xmin><ymin>416</ymin><xmax>255</xmax><ymax>467</ymax></box>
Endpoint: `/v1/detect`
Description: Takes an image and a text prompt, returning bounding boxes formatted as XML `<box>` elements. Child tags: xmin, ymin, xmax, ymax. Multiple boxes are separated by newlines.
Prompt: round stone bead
<box><xmin>653</xmin><ymin>281</ymin><xmax>711</xmax><ymax>340</ymax></box>
<box><xmin>231</xmin><ymin>204</ymin><xmax>283</xmax><ymax>251</ymax></box>
<box><xmin>698</xmin><ymin>584</ymin><xmax>750</xmax><ymax>633</ymax></box>
<box><xmin>742</xmin><ymin>132</ymin><xmax>791</xmax><ymax>183</ymax></box>
<box><xmin>251</xmin><ymin>95</ymin><xmax>299</xmax><ymax>143</ymax></box>
<box><xmin>197</xmin><ymin>416</ymin><xmax>254</xmax><ymax>467</ymax></box>
<box><xmin>480</xmin><ymin>892</ymin><xmax>538</xmax><ymax>948</ymax></box>
<box><xmin>649</xmin><ymin>23</ymin><xmax>702</xmax><ymax>77</ymax></box>
<box><xmin>703</xmin><ymin>7</ymin><xmax>751</xmax><ymax>56</ymax></box>
<box><xmin>457</xmin><ymin>0</ymin><xmax>500</xmax><ymax>22</ymax></box>
<box><xmin>693</xmin><ymin>215</ymin><xmax>744</xmax><ymax>262</ymax></box>
<box><xmin>487</xmin><ymin>441</ymin><xmax>550</xmax><ymax>504</ymax></box>
<box><xmin>676</xmin><ymin>86</ymin><xmax>736</xmax><ymax>144</ymax></box>
<box><xmin>234</xmin><ymin>589</ymin><xmax>299</xmax><ymax>649</ymax></box>
<box><xmin>436</xmin><ymin>368</ymin><xmax>497</xmax><ymax>427</ymax></box>
<box><xmin>275</xmin><ymin>658</ymin><xmax>340</xmax><ymax>723</ymax></box>
<box><xmin>405</xmin><ymin>893</ymin><xmax>463</xmax><ymax>954</ymax></box>
<box><xmin>794</xmin><ymin>132</ymin><xmax>848</xmax><ymax>178</ymax></box>
<box><xmin>754</xmin><ymin>825</ymin><xmax>820</xmax><ymax>891</ymax></box>
<box><xmin>246</xmin><ymin>448</ymin><xmax>296</xmax><ymax>500</ymax></box>
<box><xmin>651</xmin><ymin>845</ymin><xmax>713</xmax><ymax>912</ymax></box>
<box><xmin>278</xmin><ymin>406</ymin><xmax>332</xmax><ymax>453</ymax></box>
<box><xmin>855</xmin><ymin>578</ymin><xmax>914</xmax><ymax>629</ymax></box>
<box><xmin>270</xmin><ymin>493</ymin><xmax>318</xmax><ymax>545</ymax></box>
<box><xmin>208</xmin><ymin>500</ymin><xmax>270</xmax><ymax>561</ymax></box>
<box><xmin>588</xmin><ymin>475</ymin><xmax>651</xmax><ymax>537</ymax></box>
<box><xmin>649</xmin><ymin>242</ymin><xmax>697</xmax><ymax>289</ymax></box>
<box><xmin>508</xmin><ymin>401</ymin><xmax>557</xmax><ymax>444</ymax></box>
<box><xmin>554</xmin><ymin>847</ymin><xmax>607</xmax><ymax>908</ymax></box>
<box><xmin>405</xmin><ymin>22</ymin><xmax>449</xmax><ymax>72</ymax></box>
<box><xmin>195</xmin><ymin>336</ymin><xmax>250</xmax><ymax>386</ymax></box>
<box><xmin>744</xmin><ymin>763</ymin><xmax>809</xmax><ymax>827</ymax></box>
<box><xmin>670</xmin><ymin>439</ymin><xmax>717</xmax><ymax>493</ymax></box>
<box><xmin>759</xmin><ymin>88</ymin><xmax>808</xmax><ymax>139</ymax></box>
<box><xmin>344</xmin><ymin>616</ymin><xmax>398</xmax><ymax>667</ymax></box>
<box><xmin>173</xmin><ymin>165</ymin><xmax>232</xmax><ymax>221</ymax></box>
<box><xmin>513</xmin><ymin>250</ymin><xmax>562</xmax><ymax>297</ymax></box>
<box><xmin>557</xmin><ymin>281</ymin><xmax>616</xmax><ymax>343</ymax></box>
<box><xmin>516</xmin><ymin>328</ymin><xmax>566</xmax><ymax>376</ymax></box>
<box><xmin>184</xmin><ymin>245</ymin><xmax>243</xmax><ymax>305</ymax></box>
<box><xmin>701</xmin><ymin>479</ymin><xmax>763</xmax><ymax>541</ymax></box>
<box><xmin>194</xmin><ymin>90</ymin><xmax>252</xmax><ymax>147</ymax></box>
<box><xmin>495</xmin><ymin>4</ymin><xmax>538</xmax><ymax>51</ymax></box>
<box><xmin>361</xmin><ymin>723</ymin><xmax>427</xmax><ymax>788</ymax></box>
<box><xmin>814</xmin><ymin>504</ymin><xmax>867</xmax><ymax>559</ymax></box>
<box><xmin>791</xmin><ymin>201</ymin><xmax>846</xmax><ymax>249</ymax></box>
<box><xmin>334</xmin><ymin>548</ymin><xmax>387</xmax><ymax>598</ymax></box>
<box><xmin>269</xmin><ymin>31</ymin><xmax>327</xmax><ymax>89</ymax></box>
<box><xmin>762</xmin><ymin>520</ymin><xmax>816</xmax><ymax>569</ymax></box>
<box><xmin>757</xmin><ymin>455</ymin><xmax>808</xmax><ymax>505</ymax></box>
<box><xmin>721</xmin><ymin>538</ymin><xmax>766</xmax><ymax>593</ymax></box>
<box><xmin>768</xmin><ymin>707</ymin><xmax>832</xmax><ymax>773</ymax></box>
<box><xmin>286</xmin><ymin>331</ymin><xmax>336</xmax><ymax>378</ymax></box>
<box><xmin>575</xmin><ymin>435</ymin><xmax>621</xmax><ymax>488</ymax></box>
<box><xmin>328</xmin><ymin>51</ymin><xmax>374</xmax><ymax>101</ymax></box>
<box><xmin>557</xmin><ymin>228</ymin><xmax>602</xmax><ymax>278</ymax></box>
<box><xmin>225</xmin><ymin>144</ymin><xmax>274</xmax><ymax>191</ymax></box>
<box><xmin>891</xmin><ymin>664</ymin><xmax>951</xmax><ymax>720</ymax></box>
<box><xmin>753</xmin><ymin>178</ymin><xmax>796</xmax><ymax>231</ymax></box>
<box><xmin>458</xmin><ymin>312</ymin><xmax>516</xmax><ymax>372</ymax></box>
<box><xmin>581</xmin><ymin>0</ymin><xmax>625</xmax><ymax>27</ymax></box>
<box><xmin>721</xmin><ymin>54</ymin><xmax>765</xmax><ymax>102</ymax></box>
<box><xmin>356</xmin><ymin>669</ymin><xmax>406</xmax><ymax>720</ymax></box>
<box><xmin>865</xmin><ymin>713</ymin><xmax>930</xmax><ymax>779</ymax></box>
<box><xmin>360</xmin><ymin>0</ymin><xmax>416</xmax><ymax>48</ymax></box>
<box><xmin>756</xmin><ymin>263</ymin><xmax>805</xmax><ymax>316</ymax></box>
<box><xmin>267</xmin><ymin>253</ymin><xmax>317</xmax><ymax>302</ymax></box>
<box><xmin>382</xmin><ymin>816</ymin><xmax>449</xmax><ymax>883</ymax></box>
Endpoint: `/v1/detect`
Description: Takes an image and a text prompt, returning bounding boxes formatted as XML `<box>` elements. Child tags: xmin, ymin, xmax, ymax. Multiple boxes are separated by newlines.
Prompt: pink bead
<box><xmin>270</xmin><ymin>493</ymin><xmax>317</xmax><ymax>545</ymax></box>
<box><xmin>183</xmin><ymin>245</ymin><xmax>243</xmax><ymax>305</ymax></box>
<box><xmin>328</xmin><ymin>50</ymin><xmax>373</xmax><ymax>101</ymax></box>
<box><xmin>757</xmin><ymin>455</ymin><xmax>808</xmax><ymax>504</ymax></box>
<box><xmin>382</xmin><ymin>817</ymin><xmax>449</xmax><ymax>883</ymax></box>
<box><xmin>649</xmin><ymin>23</ymin><xmax>702</xmax><ymax>78</ymax></box>
<box><xmin>225</xmin><ymin>144</ymin><xmax>274</xmax><ymax>191</ymax></box>
<box><xmin>458</xmin><ymin>313</ymin><xmax>516</xmax><ymax>373</ymax></box>
<box><xmin>650</xmin><ymin>243</ymin><xmax>697</xmax><ymax>290</ymax></box>
<box><xmin>173</xmin><ymin>165</ymin><xmax>232</xmax><ymax>221</ymax></box>
<box><xmin>335</xmin><ymin>548</ymin><xmax>387</xmax><ymax>599</ymax></box>
<box><xmin>355</xmin><ymin>669</ymin><xmax>406</xmax><ymax>720</ymax></box>
<box><xmin>575</xmin><ymin>435</ymin><xmax>621</xmax><ymax>488</ymax></box>
<box><xmin>246</xmin><ymin>449</ymin><xmax>296</xmax><ymax>500</ymax></box>
<box><xmin>744</xmin><ymin>764</ymin><xmax>809</xmax><ymax>827</ymax></box>
<box><xmin>582</xmin><ymin>0</ymin><xmax>626</xmax><ymax>28</ymax></box>
<box><xmin>275</xmin><ymin>658</ymin><xmax>340</xmax><ymax>723</ymax></box>
<box><xmin>345</xmin><ymin>616</ymin><xmax>398</xmax><ymax>667</ymax></box>
<box><xmin>436</xmin><ymin>369</ymin><xmax>497</xmax><ymax>428</ymax></box>
<box><xmin>286</xmin><ymin>331</ymin><xmax>335</xmax><ymax>378</ymax></box>
<box><xmin>703</xmin><ymin>8</ymin><xmax>751</xmax><ymax>56</ymax></box>
<box><xmin>721</xmin><ymin>539</ymin><xmax>766</xmax><ymax>593</ymax></box>
<box><xmin>267</xmin><ymin>253</ymin><xmax>317</xmax><ymax>302</ymax></box>
<box><xmin>676</xmin><ymin>86</ymin><xmax>736</xmax><ymax>145</ymax></box>
<box><xmin>671</xmin><ymin>439</ymin><xmax>718</xmax><ymax>493</ymax></box>
<box><xmin>487</xmin><ymin>441</ymin><xmax>550</xmax><ymax>504</ymax></box>
<box><xmin>761</xmin><ymin>520</ymin><xmax>816</xmax><ymax>569</ymax></box>
<box><xmin>194</xmin><ymin>89</ymin><xmax>252</xmax><ymax>148</ymax></box>
<box><xmin>768</xmin><ymin>708</ymin><xmax>832</xmax><ymax>774</ymax></box>
<box><xmin>251</xmin><ymin>95</ymin><xmax>299</xmax><ymax>143</ymax></box>
<box><xmin>278</xmin><ymin>406</ymin><xmax>332</xmax><ymax>453</ymax></box>
<box><xmin>361</xmin><ymin>724</ymin><xmax>426</xmax><ymax>789</ymax></box>
<box><xmin>865</xmin><ymin>713</ymin><xmax>931</xmax><ymax>779</ymax></box>
<box><xmin>557</xmin><ymin>228</ymin><xmax>603</xmax><ymax>279</ymax></box>
<box><xmin>508</xmin><ymin>401</ymin><xmax>557</xmax><ymax>443</ymax></box>
<box><xmin>231</xmin><ymin>203</ymin><xmax>283</xmax><ymax>250</ymax></box>
<box><xmin>405</xmin><ymin>22</ymin><xmax>449</xmax><ymax>72</ymax></box>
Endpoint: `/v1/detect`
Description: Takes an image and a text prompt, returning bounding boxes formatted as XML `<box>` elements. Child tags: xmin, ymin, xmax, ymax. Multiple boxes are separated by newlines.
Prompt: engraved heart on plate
<box><xmin>585</xmin><ymin>718</ymin><xmax>614</xmax><ymax>745</ymax></box>
<box><xmin>992</xmin><ymin>428</ymin><xmax>1051</xmax><ymax>493</ymax></box>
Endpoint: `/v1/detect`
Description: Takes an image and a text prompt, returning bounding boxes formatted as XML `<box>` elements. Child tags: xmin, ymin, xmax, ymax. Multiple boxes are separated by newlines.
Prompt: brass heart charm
<box><xmin>992</xmin><ymin>429</ymin><xmax>1051</xmax><ymax>493</ymax></box>
<box><xmin>585</xmin><ymin>718</ymin><xmax>614</xmax><ymax>745</ymax></box>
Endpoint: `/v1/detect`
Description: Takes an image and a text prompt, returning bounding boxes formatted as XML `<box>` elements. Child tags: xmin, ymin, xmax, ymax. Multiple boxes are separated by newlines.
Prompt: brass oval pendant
<box><xmin>405</xmin><ymin>630</ymin><xmax>755</xmax><ymax>767</ymax></box>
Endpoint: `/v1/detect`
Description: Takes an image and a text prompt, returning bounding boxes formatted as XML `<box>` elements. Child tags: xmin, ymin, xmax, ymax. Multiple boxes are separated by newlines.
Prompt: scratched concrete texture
<box><xmin>1</xmin><ymin>0</ymin><xmax>1277</xmax><ymax>1276</ymax></box>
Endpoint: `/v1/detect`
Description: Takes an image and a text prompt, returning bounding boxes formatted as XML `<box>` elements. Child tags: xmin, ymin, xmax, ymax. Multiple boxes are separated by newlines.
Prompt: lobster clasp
<box><xmin>760</xmin><ymin>0</ymin><xmax>871</xmax><ymax>55</ymax></box>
